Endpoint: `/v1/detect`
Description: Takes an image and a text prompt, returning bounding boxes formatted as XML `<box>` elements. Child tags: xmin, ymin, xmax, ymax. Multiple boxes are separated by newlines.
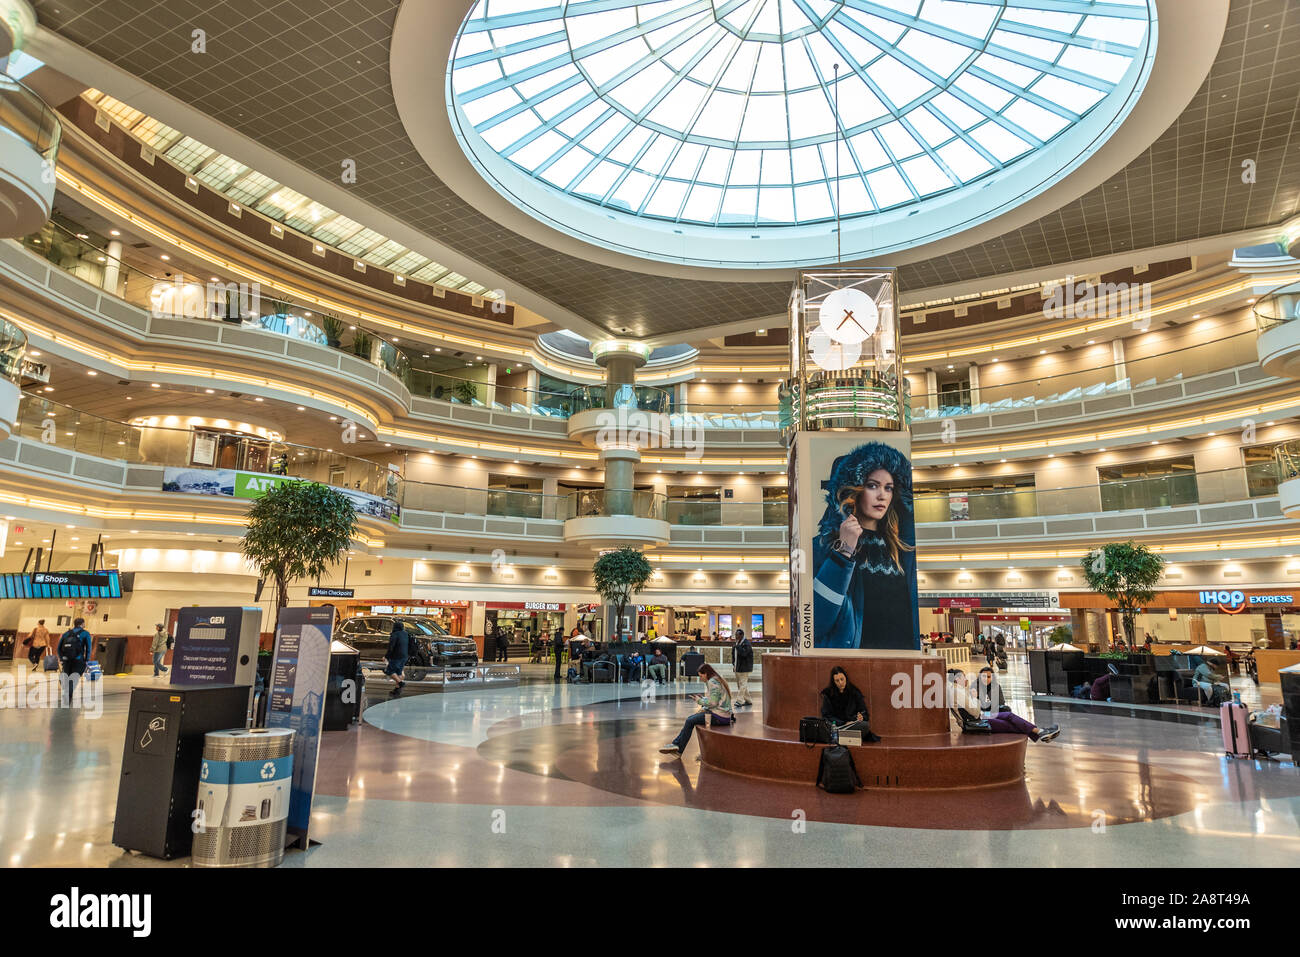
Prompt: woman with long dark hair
<box><xmin>658</xmin><ymin>663</ymin><xmax>734</xmax><ymax>758</ymax></box>
<box><xmin>820</xmin><ymin>666</ymin><xmax>881</xmax><ymax>740</ymax></box>
<box><xmin>812</xmin><ymin>442</ymin><xmax>919</xmax><ymax>650</ymax></box>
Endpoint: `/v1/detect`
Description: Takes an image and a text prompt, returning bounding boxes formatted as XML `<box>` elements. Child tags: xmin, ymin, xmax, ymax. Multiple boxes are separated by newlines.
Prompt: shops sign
<box><xmin>1199</xmin><ymin>590</ymin><xmax>1294</xmax><ymax>614</ymax></box>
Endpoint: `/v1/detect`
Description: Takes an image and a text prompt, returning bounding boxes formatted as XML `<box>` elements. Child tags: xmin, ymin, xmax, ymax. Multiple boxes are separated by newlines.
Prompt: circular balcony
<box><xmin>562</xmin><ymin>489</ymin><xmax>669</xmax><ymax>548</ymax></box>
<box><xmin>0</xmin><ymin>76</ymin><xmax>59</xmax><ymax>238</ymax></box>
<box><xmin>0</xmin><ymin>317</ymin><xmax>26</xmax><ymax>439</ymax></box>
<box><xmin>1277</xmin><ymin>440</ymin><xmax>1300</xmax><ymax>521</ymax></box>
<box><xmin>566</xmin><ymin>384</ymin><xmax>673</xmax><ymax>447</ymax></box>
<box><xmin>1254</xmin><ymin>281</ymin><xmax>1300</xmax><ymax>379</ymax></box>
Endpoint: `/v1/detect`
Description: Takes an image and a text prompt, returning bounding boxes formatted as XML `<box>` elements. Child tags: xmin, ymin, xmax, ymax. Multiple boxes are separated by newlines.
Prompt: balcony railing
<box><xmin>8</xmin><ymin>395</ymin><xmax>1286</xmax><ymax>533</ymax></box>
<box><xmin>1253</xmin><ymin>281</ymin><xmax>1300</xmax><ymax>335</ymax></box>
<box><xmin>0</xmin><ymin>75</ymin><xmax>61</xmax><ymax>162</ymax></box>
<box><xmin>10</xmin><ymin>218</ymin><xmax>1269</xmax><ymax>432</ymax></box>
<box><xmin>568</xmin><ymin>384</ymin><xmax>672</xmax><ymax>415</ymax></box>
<box><xmin>0</xmin><ymin>315</ymin><xmax>26</xmax><ymax>383</ymax></box>
<box><xmin>564</xmin><ymin>488</ymin><xmax>666</xmax><ymax>520</ymax></box>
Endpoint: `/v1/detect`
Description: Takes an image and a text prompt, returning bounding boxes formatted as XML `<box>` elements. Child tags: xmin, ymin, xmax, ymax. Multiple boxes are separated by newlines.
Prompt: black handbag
<box><xmin>799</xmin><ymin>716</ymin><xmax>834</xmax><ymax>745</ymax></box>
<box><xmin>952</xmin><ymin>708</ymin><xmax>991</xmax><ymax>734</ymax></box>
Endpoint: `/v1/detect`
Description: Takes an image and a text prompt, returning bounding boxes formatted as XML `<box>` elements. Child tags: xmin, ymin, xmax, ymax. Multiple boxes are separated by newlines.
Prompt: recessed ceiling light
<box><xmin>254</xmin><ymin>397</ymin><xmax>263</xmax><ymax>402</ymax></box>
<box><xmin>29</xmin><ymin>350</ymin><xmax>39</xmax><ymax>357</ymax></box>
<box><xmin>110</xmin><ymin>229</ymin><xmax>120</xmax><ymax>236</ymax></box>
<box><xmin>43</xmin><ymin>387</ymin><xmax>53</xmax><ymax>392</ymax></box>
<box><xmin>210</xmin><ymin>277</ymin><xmax>219</xmax><ymax>282</ymax></box>
<box><xmin>160</xmin><ymin>254</ymin><xmax>170</xmax><ymax>261</ymax></box>
<box><xmin>205</xmin><ymin>388</ymin><xmax>215</xmax><ymax>394</ymax></box>
<box><xmin>296</xmin><ymin>406</ymin><xmax>305</xmax><ymax>411</ymax></box>
<box><xmin>86</xmin><ymin>370</ymin><xmax>96</xmax><ymax>376</ymax></box>
<box><xmin>434</xmin><ymin>347</ymin><xmax>441</xmax><ymax>352</ymax></box>
<box><xmin>150</xmin><ymin>383</ymin><xmax>160</xmax><ymax>388</ymax></box>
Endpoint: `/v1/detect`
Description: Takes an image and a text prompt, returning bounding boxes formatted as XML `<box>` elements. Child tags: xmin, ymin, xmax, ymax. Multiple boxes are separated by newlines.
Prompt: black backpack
<box><xmin>816</xmin><ymin>746</ymin><xmax>861</xmax><ymax>793</ymax></box>
<box><xmin>58</xmin><ymin>629</ymin><xmax>85</xmax><ymax>663</ymax></box>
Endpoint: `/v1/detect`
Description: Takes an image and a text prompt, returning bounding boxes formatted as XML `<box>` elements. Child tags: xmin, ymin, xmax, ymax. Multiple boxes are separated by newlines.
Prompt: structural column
<box><xmin>102</xmin><ymin>239</ymin><xmax>123</xmax><ymax>295</ymax></box>
<box><xmin>967</xmin><ymin>362</ymin><xmax>981</xmax><ymax>407</ymax></box>
<box><xmin>593</xmin><ymin>342</ymin><xmax>649</xmax><ymax>517</ymax></box>
<box><xmin>1112</xmin><ymin>339</ymin><xmax>1128</xmax><ymax>386</ymax></box>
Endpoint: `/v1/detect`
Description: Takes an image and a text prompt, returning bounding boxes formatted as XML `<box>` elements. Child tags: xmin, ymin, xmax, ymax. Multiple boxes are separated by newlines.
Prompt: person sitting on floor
<box><xmin>958</xmin><ymin>669</ymin><xmax>1060</xmax><ymax>742</ymax></box>
<box><xmin>659</xmin><ymin>663</ymin><xmax>733</xmax><ymax>758</ymax></box>
<box><xmin>820</xmin><ymin>665</ymin><xmax>880</xmax><ymax>741</ymax></box>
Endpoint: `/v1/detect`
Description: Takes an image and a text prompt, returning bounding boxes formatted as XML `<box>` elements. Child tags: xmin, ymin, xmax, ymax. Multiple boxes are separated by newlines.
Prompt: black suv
<box><xmin>337</xmin><ymin>616</ymin><xmax>478</xmax><ymax>679</ymax></box>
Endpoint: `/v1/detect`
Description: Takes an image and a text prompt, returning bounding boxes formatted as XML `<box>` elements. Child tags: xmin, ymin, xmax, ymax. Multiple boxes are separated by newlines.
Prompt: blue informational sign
<box><xmin>265</xmin><ymin>606</ymin><xmax>333</xmax><ymax>849</ymax></box>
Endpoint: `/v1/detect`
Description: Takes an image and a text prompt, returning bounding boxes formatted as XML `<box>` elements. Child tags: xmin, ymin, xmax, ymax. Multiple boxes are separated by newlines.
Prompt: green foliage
<box><xmin>351</xmin><ymin>330</ymin><xmax>372</xmax><ymax>358</ymax></box>
<box><xmin>241</xmin><ymin>480</ymin><xmax>357</xmax><ymax>628</ymax></box>
<box><xmin>1047</xmin><ymin>625</ymin><xmax>1073</xmax><ymax>645</ymax></box>
<box><xmin>321</xmin><ymin>315</ymin><xmax>346</xmax><ymax>346</ymax></box>
<box><xmin>1080</xmin><ymin>541</ymin><xmax>1165</xmax><ymax>646</ymax></box>
<box><xmin>592</xmin><ymin>547</ymin><xmax>654</xmax><ymax>638</ymax></box>
<box><xmin>455</xmin><ymin>380</ymin><xmax>478</xmax><ymax>404</ymax></box>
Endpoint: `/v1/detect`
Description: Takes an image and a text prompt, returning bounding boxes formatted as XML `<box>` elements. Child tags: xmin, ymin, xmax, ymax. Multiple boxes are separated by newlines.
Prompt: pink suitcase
<box><xmin>1220</xmin><ymin>701</ymin><xmax>1250</xmax><ymax>758</ymax></box>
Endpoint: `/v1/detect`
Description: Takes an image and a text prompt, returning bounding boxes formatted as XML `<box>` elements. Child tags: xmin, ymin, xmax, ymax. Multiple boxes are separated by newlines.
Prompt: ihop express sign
<box><xmin>1199</xmin><ymin>590</ymin><xmax>1295</xmax><ymax>614</ymax></box>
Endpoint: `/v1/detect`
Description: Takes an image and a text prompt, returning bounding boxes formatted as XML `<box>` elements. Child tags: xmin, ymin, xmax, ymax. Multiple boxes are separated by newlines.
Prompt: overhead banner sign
<box><xmin>1198</xmin><ymin>590</ymin><xmax>1295</xmax><ymax>614</ymax></box>
<box><xmin>162</xmin><ymin>466</ymin><xmax>399</xmax><ymax>524</ymax></box>
<box><xmin>265</xmin><ymin>606</ymin><xmax>333</xmax><ymax>850</ymax></box>
<box><xmin>923</xmin><ymin>591</ymin><xmax>1061</xmax><ymax>609</ymax></box>
<box><xmin>31</xmin><ymin>571</ymin><xmax>114</xmax><ymax>588</ymax></box>
<box><xmin>308</xmin><ymin>587</ymin><xmax>355</xmax><ymax>598</ymax></box>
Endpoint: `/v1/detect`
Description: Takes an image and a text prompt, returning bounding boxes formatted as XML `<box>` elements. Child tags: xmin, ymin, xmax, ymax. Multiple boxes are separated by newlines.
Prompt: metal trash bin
<box><xmin>192</xmin><ymin>728</ymin><xmax>294</xmax><ymax>867</ymax></box>
<box><xmin>99</xmin><ymin>636</ymin><xmax>129</xmax><ymax>675</ymax></box>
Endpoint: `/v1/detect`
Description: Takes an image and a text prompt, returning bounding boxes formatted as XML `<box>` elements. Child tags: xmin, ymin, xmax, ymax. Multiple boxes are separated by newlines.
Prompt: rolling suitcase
<box><xmin>1221</xmin><ymin>701</ymin><xmax>1250</xmax><ymax>758</ymax></box>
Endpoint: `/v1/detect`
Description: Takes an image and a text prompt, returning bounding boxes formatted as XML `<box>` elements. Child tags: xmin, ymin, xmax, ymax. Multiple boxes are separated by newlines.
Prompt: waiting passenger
<box><xmin>1191</xmin><ymin>658</ymin><xmax>1229</xmax><ymax>705</ymax></box>
<box><xmin>658</xmin><ymin>663</ymin><xmax>733</xmax><ymax>758</ymax></box>
<box><xmin>820</xmin><ymin>665</ymin><xmax>880</xmax><ymax>741</ymax></box>
<box><xmin>648</xmin><ymin>648</ymin><xmax>669</xmax><ymax>683</ymax></box>
<box><xmin>957</xmin><ymin>669</ymin><xmax>1060</xmax><ymax>742</ymax></box>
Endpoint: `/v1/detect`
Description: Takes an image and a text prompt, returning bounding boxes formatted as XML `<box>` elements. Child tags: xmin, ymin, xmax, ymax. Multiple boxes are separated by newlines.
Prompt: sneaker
<box><xmin>658</xmin><ymin>745</ymin><xmax>681</xmax><ymax>756</ymax></box>
<box><xmin>1038</xmin><ymin>726</ymin><xmax>1061</xmax><ymax>743</ymax></box>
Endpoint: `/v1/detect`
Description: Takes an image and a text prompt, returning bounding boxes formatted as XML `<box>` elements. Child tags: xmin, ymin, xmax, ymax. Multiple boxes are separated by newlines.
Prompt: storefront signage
<box><xmin>308</xmin><ymin>587</ymin><xmax>354</xmax><ymax>598</ymax></box>
<box><xmin>489</xmin><ymin>601</ymin><xmax>566</xmax><ymax>611</ymax></box>
<box><xmin>1198</xmin><ymin>591</ymin><xmax>1294</xmax><ymax>614</ymax></box>
<box><xmin>924</xmin><ymin>591</ymin><xmax>1061</xmax><ymax>609</ymax></box>
<box><xmin>162</xmin><ymin>466</ymin><xmax>399</xmax><ymax>524</ymax></box>
<box><xmin>938</xmin><ymin>598</ymin><xmax>982</xmax><ymax>610</ymax></box>
<box><xmin>31</xmin><ymin>571</ymin><xmax>113</xmax><ymax>588</ymax></box>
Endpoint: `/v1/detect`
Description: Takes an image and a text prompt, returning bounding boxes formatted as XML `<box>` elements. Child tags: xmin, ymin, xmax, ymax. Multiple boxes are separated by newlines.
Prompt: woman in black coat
<box><xmin>820</xmin><ymin>666</ymin><xmax>880</xmax><ymax>740</ymax></box>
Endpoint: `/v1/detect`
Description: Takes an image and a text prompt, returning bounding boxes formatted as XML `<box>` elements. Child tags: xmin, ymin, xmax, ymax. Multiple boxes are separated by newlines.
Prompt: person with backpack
<box><xmin>658</xmin><ymin>663</ymin><xmax>733</xmax><ymax>758</ymax></box>
<box><xmin>384</xmin><ymin>619</ymin><xmax>410</xmax><ymax>695</ymax></box>
<box><xmin>57</xmin><ymin>618</ymin><xmax>92</xmax><ymax>706</ymax></box>
<box><xmin>731</xmin><ymin>628</ymin><xmax>754</xmax><ymax>706</ymax></box>
<box><xmin>150</xmin><ymin>622</ymin><xmax>170</xmax><ymax>677</ymax></box>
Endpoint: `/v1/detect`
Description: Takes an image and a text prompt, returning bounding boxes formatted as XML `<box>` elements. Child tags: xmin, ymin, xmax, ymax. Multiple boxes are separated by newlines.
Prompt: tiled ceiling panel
<box><xmin>35</xmin><ymin>0</ymin><xmax>1300</xmax><ymax>337</ymax></box>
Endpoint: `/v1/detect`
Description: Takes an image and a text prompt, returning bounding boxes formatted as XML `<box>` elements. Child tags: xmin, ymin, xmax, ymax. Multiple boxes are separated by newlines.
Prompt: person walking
<box><xmin>552</xmin><ymin>626</ymin><xmax>565</xmax><ymax>683</ymax></box>
<box><xmin>26</xmin><ymin>619</ymin><xmax>50</xmax><ymax>671</ymax></box>
<box><xmin>150</xmin><ymin>622</ymin><xmax>170</xmax><ymax>677</ymax></box>
<box><xmin>496</xmin><ymin>625</ymin><xmax>510</xmax><ymax>663</ymax></box>
<box><xmin>732</xmin><ymin>627</ymin><xmax>754</xmax><ymax>706</ymax></box>
<box><xmin>384</xmin><ymin>619</ymin><xmax>410</xmax><ymax>695</ymax></box>
<box><xmin>57</xmin><ymin>618</ymin><xmax>92</xmax><ymax>707</ymax></box>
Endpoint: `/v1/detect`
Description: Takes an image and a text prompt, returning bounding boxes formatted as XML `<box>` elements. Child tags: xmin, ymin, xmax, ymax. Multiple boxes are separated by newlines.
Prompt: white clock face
<box><xmin>809</xmin><ymin>328</ymin><xmax>862</xmax><ymax>371</ymax></box>
<box><xmin>817</xmin><ymin>288</ymin><xmax>879</xmax><ymax>345</ymax></box>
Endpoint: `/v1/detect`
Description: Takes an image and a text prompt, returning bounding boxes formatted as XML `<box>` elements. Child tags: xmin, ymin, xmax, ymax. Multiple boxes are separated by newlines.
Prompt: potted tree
<box><xmin>241</xmin><ymin>479</ymin><xmax>358</xmax><ymax>632</ymax></box>
<box><xmin>592</xmin><ymin>547</ymin><xmax>653</xmax><ymax>643</ymax></box>
<box><xmin>321</xmin><ymin>315</ymin><xmax>346</xmax><ymax>349</ymax></box>
<box><xmin>1079</xmin><ymin>541</ymin><xmax>1164</xmax><ymax>649</ymax></box>
<box><xmin>455</xmin><ymin>380</ymin><xmax>478</xmax><ymax>404</ymax></box>
<box><xmin>351</xmin><ymin>330</ymin><xmax>373</xmax><ymax>359</ymax></box>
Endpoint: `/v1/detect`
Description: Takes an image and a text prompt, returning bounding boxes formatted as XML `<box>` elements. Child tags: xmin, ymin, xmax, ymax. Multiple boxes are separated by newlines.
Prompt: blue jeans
<box><xmin>152</xmin><ymin>652</ymin><xmax>168</xmax><ymax>676</ymax></box>
<box><xmin>672</xmin><ymin>712</ymin><xmax>709</xmax><ymax>750</ymax></box>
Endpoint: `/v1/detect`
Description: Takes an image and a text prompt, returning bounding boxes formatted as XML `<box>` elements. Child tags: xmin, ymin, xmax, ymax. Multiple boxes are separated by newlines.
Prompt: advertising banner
<box><xmin>265</xmin><ymin>606</ymin><xmax>333</xmax><ymax>849</ymax></box>
<box><xmin>171</xmin><ymin>606</ymin><xmax>261</xmax><ymax>686</ymax></box>
<box><xmin>790</xmin><ymin>431</ymin><xmax>920</xmax><ymax>655</ymax></box>
<box><xmin>162</xmin><ymin>466</ymin><xmax>400</xmax><ymax>523</ymax></box>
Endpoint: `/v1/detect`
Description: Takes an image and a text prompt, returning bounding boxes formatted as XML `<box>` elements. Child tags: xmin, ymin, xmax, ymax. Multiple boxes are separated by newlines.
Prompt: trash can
<box><xmin>99</xmin><ymin>636</ymin><xmax>129</xmax><ymax>675</ymax></box>
<box><xmin>324</xmin><ymin>640</ymin><xmax>362</xmax><ymax>731</ymax></box>
<box><xmin>192</xmin><ymin>728</ymin><xmax>294</xmax><ymax>868</ymax></box>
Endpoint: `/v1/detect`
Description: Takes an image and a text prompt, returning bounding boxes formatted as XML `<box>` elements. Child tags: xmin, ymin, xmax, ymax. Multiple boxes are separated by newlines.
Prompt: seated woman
<box><xmin>960</xmin><ymin>669</ymin><xmax>1060</xmax><ymax>742</ymax></box>
<box><xmin>1192</xmin><ymin>657</ymin><xmax>1229</xmax><ymax>705</ymax></box>
<box><xmin>820</xmin><ymin>666</ymin><xmax>880</xmax><ymax>741</ymax></box>
<box><xmin>659</xmin><ymin>664</ymin><xmax>733</xmax><ymax>758</ymax></box>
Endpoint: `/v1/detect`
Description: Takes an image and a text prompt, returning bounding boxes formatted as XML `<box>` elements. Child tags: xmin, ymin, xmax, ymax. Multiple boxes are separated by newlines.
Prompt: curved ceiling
<box><xmin>446</xmin><ymin>0</ymin><xmax>1154</xmax><ymax>266</ymax></box>
<box><xmin>30</xmin><ymin>0</ymin><xmax>1297</xmax><ymax>341</ymax></box>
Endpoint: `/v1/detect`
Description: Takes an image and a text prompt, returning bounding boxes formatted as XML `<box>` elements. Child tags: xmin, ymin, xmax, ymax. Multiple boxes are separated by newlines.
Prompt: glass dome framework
<box><xmin>448</xmin><ymin>0</ymin><xmax>1154</xmax><ymax>234</ymax></box>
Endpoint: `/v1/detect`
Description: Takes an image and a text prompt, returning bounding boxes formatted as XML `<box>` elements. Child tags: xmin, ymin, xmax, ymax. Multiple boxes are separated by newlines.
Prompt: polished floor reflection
<box><xmin>0</xmin><ymin>658</ymin><xmax>1296</xmax><ymax>867</ymax></box>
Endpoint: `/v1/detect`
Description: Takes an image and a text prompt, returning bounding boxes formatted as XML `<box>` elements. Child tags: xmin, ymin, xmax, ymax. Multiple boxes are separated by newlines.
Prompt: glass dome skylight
<box><xmin>447</xmin><ymin>0</ymin><xmax>1154</xmax><ymax>262</ymax></box>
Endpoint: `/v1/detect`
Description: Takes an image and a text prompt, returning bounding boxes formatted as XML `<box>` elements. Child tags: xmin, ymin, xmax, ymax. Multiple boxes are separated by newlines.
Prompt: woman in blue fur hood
<box><xmin>812</xmin><ymin>441</ymin><xmax>920</xmax><ymax>650</ymax></box>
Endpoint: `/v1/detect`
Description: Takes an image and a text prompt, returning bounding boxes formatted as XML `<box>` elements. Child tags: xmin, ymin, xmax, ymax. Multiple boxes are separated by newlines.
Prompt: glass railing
<box><xmin>568</xmin><ymin>384</ymin><xmax>672</xmax><ymax>415</ymax></box>
<box><xmin>1276</xmin><ymin>440</ymin><xmax>1300</xmax><ymax>482</ymax></box>
<box><xmin>564</xmin><ymin>488</ymin><xmax>666</xmax><ymax>520</ymax></box>
<box><xmin>1254</xmin><ymin>281</ymin><xmax>1300</xmax><ymax>335</ymax></box>
<box><xmin>11</xmin><ymin>219</ymin><xmax>1268</xmax><ymax>432</ymax></box>
<box><xmin>913</xmin><ymin>464</ymin><xmax>1279</xmax><ymax>522</ymax></box>
<box><xmin>8</xmin><ymin>395</ymin><xmax>1284</xmax><ymax>530</ymax></box>
<box><xmin>666</xmin><ymin>499</ymin><xmax>789</xmax><ymax>526</ymax></box>
<box><xmin>0</xmin><ymin>75</ymin><xmax>61</xmax><ymax>162</ymax></box>
<box><xmin>0</xmin><ymin>316</ymin><xmax>26</xmax><ymax>383</ymax></box>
